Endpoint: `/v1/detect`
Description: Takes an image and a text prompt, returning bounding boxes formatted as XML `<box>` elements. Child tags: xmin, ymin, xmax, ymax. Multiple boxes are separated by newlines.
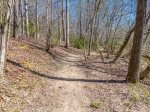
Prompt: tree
<box><xmin>65</xmin><ymin>0</ymin><xmax>69</xmax><ymax>49</ymax></box>
<box><xmin>12</xmin><ymin>0</ymin><xmax>19</xmax><ymax>39</ymax></box>
<box><xmin>126</xmin><ymin>0</ymin><xmax>147</xmax><ymax>83</ymax></box>
<box><xmin>20</xmin><ymin>0</ymin><xmax>25</xmax><ymax>35</ymax></box>
<box><xmin>61</xmin><ymin>0</ymin><xmax>65</xmax><ymax>42</ymax></box>
<box><xmin>24</xmin><ymin>0</ymin><xmax>29</xmax><ymax>37</ymax></box>
<box><xmin>0</xmin><ymin>0</ymin><xmax>13</xmax><ymax>78</ymax></box>
<box><xmin>35</xmin><ymin>0</ymin><xmax>39</xmax><ymax>38</ymax></box>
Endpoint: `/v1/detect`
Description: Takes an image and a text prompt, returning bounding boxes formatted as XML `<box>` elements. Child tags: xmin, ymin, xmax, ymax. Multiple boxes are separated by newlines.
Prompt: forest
<box><xmin>0</xmin><ymin>0</ymin><xmax>150</xmax><ymax>112</ymax></box>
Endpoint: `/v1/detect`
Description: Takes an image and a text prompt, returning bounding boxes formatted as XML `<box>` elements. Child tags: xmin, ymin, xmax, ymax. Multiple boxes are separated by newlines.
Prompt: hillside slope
<box><xmin>0</xmin><ymin>38</ymin><xmax>149</xmax><ymax>112</ymax></box>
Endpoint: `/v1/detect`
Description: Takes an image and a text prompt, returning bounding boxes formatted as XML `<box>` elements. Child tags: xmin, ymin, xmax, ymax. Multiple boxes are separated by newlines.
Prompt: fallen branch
<box><xmin>140</xmin><ymin>65</ymin><xmax>150</xmax><ymax>80</ymax></box>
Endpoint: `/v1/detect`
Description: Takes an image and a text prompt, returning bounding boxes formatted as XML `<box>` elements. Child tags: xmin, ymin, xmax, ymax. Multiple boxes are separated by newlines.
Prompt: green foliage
<box><xmin>144</xmin><ymin>91</ymin><xmax>150</xmax><ymax>97</ymax></box>
<box><xmin>90</xmin><ymin>100</ymin><xmax>102</xmax><ymax>109</ymax></box>
<box><xmin>129</xmin><ymin>94</ymin><xmax>140</xmax><ymax>103</ymax></box>
<box><xmin>28</xmin><ymin>20</ymin><xmax>36</xmax><ymax>36</ymax></box>
<box><xmin>51</xmin><ymin>37</ymin><xmax>60</xmax><ymax>46</ymax></box>
<box><xmin>70</xmin><ymin>35</ymin><xmax>85</xmax><ymax>49</ymax></box>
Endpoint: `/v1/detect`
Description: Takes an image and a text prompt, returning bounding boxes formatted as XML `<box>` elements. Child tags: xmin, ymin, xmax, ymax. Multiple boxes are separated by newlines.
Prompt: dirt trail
<box><xmin>50</xmin><ymin>49</ymin><xmax>90</xmax><ymax>112</ymax></box>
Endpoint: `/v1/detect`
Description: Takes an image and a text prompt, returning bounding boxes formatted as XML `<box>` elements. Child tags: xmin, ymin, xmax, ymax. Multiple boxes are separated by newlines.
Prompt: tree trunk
<box><xmin>87</xmin><ymin>23</ymin><xmax>93</xmax><ymax>56</ymax></box>
<box><xmin>79</xmin><ymin>0</ymin><xmax>82</xmax><ymax>38</ymax></box>
<box><xmin>65</xmin><ymin>0</ymin><xmax>69</xmax><ymax>49</ymax></box>
<box><xmin>61</xmin><ymin>0</ymin><xmax>65</xmax><ymax>42</ymax></box>
<box><xmin>45</xmin><ymin>25</ymin><xmax>51</xmax><ymax>52</ymax></box>
<box><xmin>140</xmin><ymin>65</ymin><xmax>150</xmax><ymax>80</ymax></box>
<box><xmin>24</xmin><ymin>0</ymin><xmax>29</xmax><ymax>37</ymax></box>
<box><xmin>126</xmin><ymin>0</ymin><xmax>147</xmax><ymax>83</ymax></box>
<box><xmin>112</xmin><ymin>27</ymin><xmax>135</xmax><ymax>63</ymax></box>
<box><xmin>20</xmin><ymin>0</ymin><xmax>24</xmax><ymax>35</ymax></box>
<box><xmin>112</xmin><ymin>9</ymin><xmax>150</xmax><ymax>64</ymax></box>
<box><xmin>0</xmin><ymin>0</ymin><xmax>12</xmax><ymax>78</ymax></box>
<box><xmin>12</xmin><ymin>0</ymin><xmax>19</xmax><ymax>39</ymax></box>
<box><xmin>35</xmin><ymin>0</ymin><xmax>39</xmax><ymax>38</ymax></box>
<box><xmin>46</xmin><ymin>0</ymin><xmax>49</xmax><ymax>26</ymax></box>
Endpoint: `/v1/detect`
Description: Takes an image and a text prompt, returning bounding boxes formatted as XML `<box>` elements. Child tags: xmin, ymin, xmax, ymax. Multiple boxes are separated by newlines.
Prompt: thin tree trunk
<box><xmin>13</xmin><ymin>0</ymin><xmax>19</xmax><ymax>39</ymax></box>
<box><xmin>79</xmin><ymin>0</ymin><xmax>82</xmax><ymax>38</ymax></box>
<box><xmin>87</xmin><ymin>23</ymin><xmax>93</xmax><ymax>56</ymax></box>
<box><xmin>112</xmin><ymin>11</ymin><xmax>150</xmax><ymax>64</ymax></box>
<box><xmin>35</xmin><ymin>0</ymin><xmax>39</xmax><ymax>38</ymax></box>
<box><xmin>112</xmin><ymin>26</ymin><xmax>135</xmax><ymax>63</ymax></box>
<box><xmin>24</xmin><ymin>0</ymin><xmax>29</xmax><ymax>37</ymax></box>
<box><xmin>140</xmin><ymin>65</ymin><xmax>150</xmax><ymax>80</ymax></box>
<box><xmin>20</xmin><ymin>0</ymin><xmax>24</xmax><ymax>35</ymax></box>
<box><xmin>61</xmin><ymin>0</ymin><xmax>65</xmax><ymax>42</ymax></box>
<box><xmin>0</xmin><ymin>0</ymin><xmax>12</xmax><ymax>78</ymax></box>
<box><xmin>45</xmin><ymin>25</ymin><xmax>51</xmax><ymax>52</ymax></box>
<box><xmin>46</xmin><ymin>0</ymin><xmax>49</xmax><ymax>26</ymax></box>
<box><xmin>65</xmin><ymin>0</ymin><xmax>69</xmax><ymax>49</ymax></box>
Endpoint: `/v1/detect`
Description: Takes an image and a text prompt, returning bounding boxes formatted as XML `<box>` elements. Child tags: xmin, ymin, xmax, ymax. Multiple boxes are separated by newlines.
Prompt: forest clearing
<box><xmin>0</xmin><ymin>0</ymin><xmax>150</xmax><ymax>112</ymax></box>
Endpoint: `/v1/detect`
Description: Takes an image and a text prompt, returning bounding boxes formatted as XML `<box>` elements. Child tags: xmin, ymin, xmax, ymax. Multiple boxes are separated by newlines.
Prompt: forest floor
<box><xmin>0</xmin><ymin>38</ymin><xmax>150</xmax><ymax>112</ymax></box>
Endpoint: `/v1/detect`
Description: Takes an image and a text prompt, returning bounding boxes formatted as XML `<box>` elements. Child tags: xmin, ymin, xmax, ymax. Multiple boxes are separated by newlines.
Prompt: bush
<box><xmin>90</xmin><ymin>100</ymin><xmax>103</xmax><ymax>109</ymax></box>
<box><xmin>51</xmin><ymin>37</ymin><xmax>60</xmax><ymax>47</ymax></box>
<box><xmin>28</xmin><ymin>20</ymin><xmax>36</xmax><ymax>36</ymax></box>
<box><xmin>70</xmin><ymin>35</ymin><xmax>85</xmax><ymax>49</ymax></box>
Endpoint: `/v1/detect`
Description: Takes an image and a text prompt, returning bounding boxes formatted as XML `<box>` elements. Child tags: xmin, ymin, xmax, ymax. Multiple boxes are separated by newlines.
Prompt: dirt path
<box><xmin>51</xmin><ymin>65</ymin><xmax>89</xmax><ymax>112</ymax></box>
<box><xmin>49</xmin><ymin>48</ymin><xmax>90</xmax><ymax>112</ymax></box>
<box><xmin>21</xmin><ymin>47</ymin><xmax>91</xmax><ymax>112</ymax></box>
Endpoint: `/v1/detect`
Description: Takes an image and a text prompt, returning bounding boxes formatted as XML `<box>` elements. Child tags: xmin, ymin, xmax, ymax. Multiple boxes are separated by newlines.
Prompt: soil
<box><xmin>0</xmin><ymin>38</ymin><xmax>150</xmax><ymax>112</ymax></box>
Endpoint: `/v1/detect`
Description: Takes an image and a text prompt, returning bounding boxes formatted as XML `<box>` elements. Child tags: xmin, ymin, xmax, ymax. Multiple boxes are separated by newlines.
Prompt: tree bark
<box><xmin>20</xmin><ymin>0</ymin><xmax>24</xmax><ymax>35</ymax></box>
<box><xmin>140</xmin><ymin>65</ymin><xmax>150</xmax><ymax>80</ymax></box>
<box><xmin>24</xmin><ymin>0</ymin><xmax>29</xmax><ymax>37</ymax></box>
<box><xmin>0</xmin><ymin>0</ymin><xmax>12</xmax><ymax>78</ymax></box>
<box><xmin>12</xmin><ymin>0</ymin><xmax>19</xmax><ymax>39</ymax></box>
<box><xmin>126</xmin><ymin>0</ymin><xmax>147</xmax><ymax>83</ymax></box>
<box><xmin>45</xmin><ymin>25</ymin><xmax>51</xmax><ymax>52</ymax></box>
<box><xmin>65</xmin><ymin>0</ymin><xmax>69</xmax><ymax>49</ymax></box>
<box><xmin>61</xmin><ymin>0</ymin><xmax>65</xmax><ymax>42</ymax></box>
<box><xmin>35</xmin><ymin>0</ymin><xmax>39</xmax><ymax>38</ymax></box>
<box><xmin>112</xmin><ymin>10</ymin><xmax>150</xmax><ymax>64</ymax></box>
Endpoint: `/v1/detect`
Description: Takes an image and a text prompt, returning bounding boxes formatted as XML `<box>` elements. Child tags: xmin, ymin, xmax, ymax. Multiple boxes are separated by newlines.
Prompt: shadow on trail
<box><xmin>48</xmin><ymin>50</ymin><xmax>84</xmax><ymax>64</ymax></box>
<box><xmin>7</xmin><ymin>59</ymin><xmax>127</xmax><ymax>84</ymax></box>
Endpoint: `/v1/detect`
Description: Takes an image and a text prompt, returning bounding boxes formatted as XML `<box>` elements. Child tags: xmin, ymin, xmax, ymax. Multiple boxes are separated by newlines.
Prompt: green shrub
<box><xmin>28</xmin><ymin>20</ymin><xmax>36</xmax><ymax>36</ymax></box>
<box><xmin>70</xmin><ymin>35</ymin><xmax>86</xmax><ymax>49</ymax></box>
<box><xmin>90</xmin><ymin>100</ymin><xmax>103</xmax><ymax>109</ymax></box>
<box><xmin>51</xmin><ymin>37</ymin><xmax>59</xmax><ymax>46</ymax></box>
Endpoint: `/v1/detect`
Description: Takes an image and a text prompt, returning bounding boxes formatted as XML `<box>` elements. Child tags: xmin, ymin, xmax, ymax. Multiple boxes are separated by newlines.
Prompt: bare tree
<box><xmin>35</xmin><ymin>0</ymin><xmax>39</xmax><ymax>38</ymax></box>
<box><xmin>0</xmin><ymin>0</ymin><xmax>13</xmax><ymax>78</ymax></box>
<box><xmin>24</xmin><ymin>0</ymin><xmax>29</xmax><ymax>37</ymax></box>
<box><xmin>126</xmin><ymin>0</ymin><xmax>147</xmax><ymax>83</ymax></box>
<box><xmin>12</xmin><ymin>0</ymin><xmax>19</xmax><ymax>39</ymax></box>
<box><xmin>65</xmin><ymin>0</ymin><xmax>69</xmax><ymax>49</ymax></box>
<box><xmin>61</xmin><ymin>0</ymin><xmax>65</xmax><ymax>42</ymax></box>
